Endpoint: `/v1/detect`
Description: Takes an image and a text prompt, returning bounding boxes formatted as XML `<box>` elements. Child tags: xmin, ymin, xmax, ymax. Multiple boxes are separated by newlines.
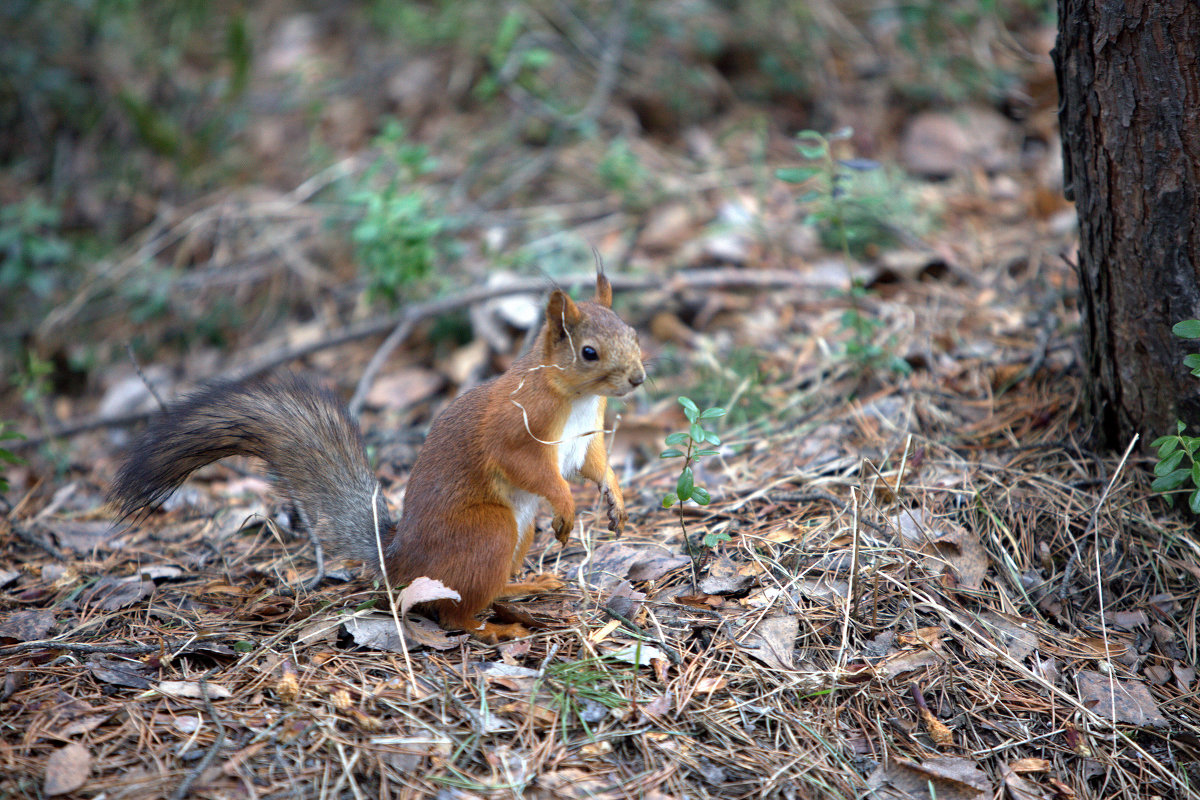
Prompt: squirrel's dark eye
<box><xmin>581</xmin><ymin>345</ymin><xmax>598</xmax><ymax>361</ymax></box>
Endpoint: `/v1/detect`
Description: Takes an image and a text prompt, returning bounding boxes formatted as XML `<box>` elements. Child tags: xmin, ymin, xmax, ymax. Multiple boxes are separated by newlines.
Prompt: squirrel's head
<box><xmin>542</xmin><ymin>273</ymin><xmax>645</xmax><ymax>399</ymax></box>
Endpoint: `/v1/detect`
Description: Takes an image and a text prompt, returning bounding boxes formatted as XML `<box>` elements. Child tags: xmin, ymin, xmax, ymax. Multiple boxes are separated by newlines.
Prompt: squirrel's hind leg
<box><xmin>429</xmin><ymin>503</ymin><xmax>530</xmax><ymax>640</ymax></box>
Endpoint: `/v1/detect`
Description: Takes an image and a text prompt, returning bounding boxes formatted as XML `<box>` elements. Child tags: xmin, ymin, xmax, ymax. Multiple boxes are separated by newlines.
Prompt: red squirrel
<box><xmin>109</xmin><ymin>273</ymin><xmax>645</xmax><ymax>641</ymax></box>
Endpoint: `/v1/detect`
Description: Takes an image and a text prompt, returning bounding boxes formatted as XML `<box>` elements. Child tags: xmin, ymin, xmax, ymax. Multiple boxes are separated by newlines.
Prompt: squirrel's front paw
<box><xmin>552</xmin><ymin>514</ymin><xmax>574</xmax><ymax>544</ymax></box>
<box><xmin>602</xmin><ymin>485</ymin><xmax>627</xmax><ymax>536</ymax></box>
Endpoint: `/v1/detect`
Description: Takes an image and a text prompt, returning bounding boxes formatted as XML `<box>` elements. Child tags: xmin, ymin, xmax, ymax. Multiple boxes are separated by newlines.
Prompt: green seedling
<box><xmin>1151</xmin><ymin>320</ymin><xmax>1200</xmax><ymax>512</ymax></box>
<box><xmin>777</xmin><ymin>129</ymin><xmax>913</xmax><ymax>377</ymax></box>
<box><xmin>661</xmin><ymin>397</ymin><xmax>726</xmax><ymax>549</ymax></box>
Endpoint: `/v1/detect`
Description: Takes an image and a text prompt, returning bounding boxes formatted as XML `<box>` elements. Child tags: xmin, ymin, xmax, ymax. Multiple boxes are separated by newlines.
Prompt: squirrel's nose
<box><xmin>629</xmin><ymin>370</ymin><xmax>645</xmax><ymax>387</ymax></box>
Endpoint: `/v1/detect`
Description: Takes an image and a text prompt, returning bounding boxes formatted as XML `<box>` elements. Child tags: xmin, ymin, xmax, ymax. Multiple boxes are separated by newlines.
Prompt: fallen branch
<box><xmin>15</xmin><ymin>268</ymin><xmax>815</xmax><ymax>449</ymax></box>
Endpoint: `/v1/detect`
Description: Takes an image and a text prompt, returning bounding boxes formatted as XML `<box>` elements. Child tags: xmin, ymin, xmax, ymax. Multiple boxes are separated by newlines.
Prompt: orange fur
<box><xmin>110</xmin><ymin>272</ymin><xmax>645</xmax><ymax>642</ymax></box>
<box><xmin>388</xmin><ymin>277</ymin><xmax>644</xmax><ymax>636</ymax></box>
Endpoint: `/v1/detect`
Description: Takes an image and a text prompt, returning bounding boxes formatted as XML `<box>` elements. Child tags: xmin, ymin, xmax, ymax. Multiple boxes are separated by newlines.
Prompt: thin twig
<box><xmin>126</xmin><ymin>343</ymin><xmax>167</xmax><ymax>410</ymax></box>
<box><xmin>16</xmin><ymin>268</ymin><xmax>818</xmax><ymax>449</ymax></box>
<box><xmin>171</xmin><ymin>672</ymin><xmax>227</xmax><ymax>800</ymax></box>
<box><xmin>0</xmin><ymin>639</ymin><xmax>178</xmax><ymax>657</ymax></box>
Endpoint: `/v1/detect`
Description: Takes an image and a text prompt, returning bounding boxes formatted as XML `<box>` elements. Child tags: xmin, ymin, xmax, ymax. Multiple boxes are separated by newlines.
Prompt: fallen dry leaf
<box><xmin>584</xmin><ymin>542</ymin><xmax>644</xmax><ymax>590</ymax></box>
<box><xmin>640</xmin><ymin>692</ymin><xmax>672</xmax><ymax>719</ymax></box>
<box><xmin>1075</xmin><ymin>670</ymin><xmax>1168</xmax><ymax>728</ymax></box>
<box><xmin>607</xmin><ymin>643</ymin><xmax>668</xmax><ymax>667</ymax></box>
<box><xmin>79</xmin><ymin>576</ymin><xmax>155</xmax><ymax>612</ymax></box>
<box><xmin>866</xmin><ymin>757</ymin><xmax>990</xmax><ymax>800</ymax></box>
<box><xmin>1173</xmin><ymin>663</ymin><xmax>1196</xmax><ymax>690</ymax></box>
<box><xmin>1001</xmin><ymin>763</ymin><xmax>1051</xmax><ymax>800</ymax></box>
<box><xmin>693</xmin><ymin>675</ymin><xmax>727</xmax><ymax>694</ymax></box>
<box><xmin>973</xmin><ymin>611</ymin><xmax>1039</xmax><ymax>661</ymax></box>
<box><xmin>87</xmin><ymin>657</ymin><xmax>152</xmax><ymax>690</ymax></box>
<box><xmin>44</xmin><ymin>520</ymin><xmax>116</xmax><ymax>556</ymax></box>
<box><xmin>892</xmin><ymin>508</ymin><xmax>987</xmax><ymax>591</ymax></box>
<box><xmin>875</xmin><ymin>648</ymin><xmax>941</xmax><ymax>679</ymax></box>
<box><xmin>398</xmin><ymin>576</ymin><xmax>461</xmax><ymax>616</ymax></box>
<box><xmin>43</xmin><ymin>742</ymin><xmax>91</xmax><ymax>797</ymax></box>
<box><xmin>343</xmin><ymin>615</ymin><xmax>408</xmax><ymax>652</ymax></box>
<box><xmin>738</xmin><ymin>614</ymin><xmax>798</xmax><ymax>670</ymax></box>
<box><xmin>156</xmin><ymin>680</ymin><xmax>232</xmax><ymax>700</ymax></box>
<box><xmin>604</xmin><ymin>580</ymin><xmax>647</xmax><ymax>620</ymax></box>
<box><xmin>0</xmin><ymin>609</ymin><xmax>55</xmax><ymax>642</ymax></box>
<box><xmin>698</xmin><ymin>553</ymin><xmax>756</xmax><ymax>595</ymax></box>
<box><xmin>897</xmin><ymin>627</ymin><xmax>945</xmax><ymax>649</ymax></box>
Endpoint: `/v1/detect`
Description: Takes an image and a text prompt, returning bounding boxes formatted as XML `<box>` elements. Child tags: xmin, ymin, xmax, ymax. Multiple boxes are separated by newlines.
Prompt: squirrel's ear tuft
<box><xmin>595</xmin><ymin>271</ymin><xmax>613</xmax><ymax>308</ymax></box>
<box><xmin>546</xmin><ymin>289</ymin><xmax>582</xmax><ymax>338</ymax></box>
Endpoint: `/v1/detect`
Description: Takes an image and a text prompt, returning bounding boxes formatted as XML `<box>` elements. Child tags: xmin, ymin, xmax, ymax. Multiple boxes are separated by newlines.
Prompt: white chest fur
<box><xmin>557</xmin><ymin>395</ymin><xmax>601</xmax><ymax>478</ymax></box>
<box><xmin>507</xmin><ymin>395</ymin><xmax>602</xmax><ymax>569</ymax></box>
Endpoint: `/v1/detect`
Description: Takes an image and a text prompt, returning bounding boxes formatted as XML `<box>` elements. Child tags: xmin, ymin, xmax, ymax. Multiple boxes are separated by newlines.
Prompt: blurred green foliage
<box><xmin>0</xmin><ymin>199</ymin><xmax>73</xmax><ymax>299</ymax></box>
<box><xmin>348</xmin><ymin>121</ymin><xmax>453</xmax><ymax>304</ymax></box>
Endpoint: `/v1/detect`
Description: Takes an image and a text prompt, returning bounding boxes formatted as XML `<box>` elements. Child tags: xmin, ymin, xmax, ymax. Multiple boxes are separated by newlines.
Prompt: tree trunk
<box><xmin>1052</xmin><ymin>0</ymin><xmax>1200</xmax><ymax>448</ymax></box>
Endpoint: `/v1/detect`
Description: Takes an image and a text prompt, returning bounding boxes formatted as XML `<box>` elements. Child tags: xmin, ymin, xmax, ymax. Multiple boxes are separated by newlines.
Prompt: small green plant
<box><xmin>777</xmin><ymin>129</ymin><xmax>914</xmax><ymax>377</ymax></box>
<box><xmin>0</xmin><ymin>422</ymin><xmax>24</xmax><ymax>495</ymax></box>
<box><xmin>838</xmin><ymin>282</ymin><xmax>912</xmax><ymax>377</ymax></box>
<box><xmin>17</xmin><ymin>352</ymin><xmax>54</xmax><ymax>412</ymax></box>
<box><xmin>1151</xmin><ymin>320</ymin><xmax>1200</xmax><ymax>512</ymax></box>
<box><xmin>348</xmin><ymin>121</ymin><xmax>448</xmax><ymax>304</ymax></box>
<box><xmin>661</xmin><ymin>397</ymin><xmax>725</xmax><ymax>548</ymax></box>
<box><xmin>0</xmin><ymin>198</ymin><xmax>72</xmax><ymax>299</ymax></box>
<box><xmin>474</xmin><ymin>8</ymin><xmax>555</xmax><ymax>103</ymax></box>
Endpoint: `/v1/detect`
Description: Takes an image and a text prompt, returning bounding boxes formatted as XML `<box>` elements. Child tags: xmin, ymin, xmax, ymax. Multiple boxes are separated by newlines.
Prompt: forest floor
<box><xmin>2</xmin><ymin>4</ymin><xmax>1198</xmax><ymax>799</ymax></box>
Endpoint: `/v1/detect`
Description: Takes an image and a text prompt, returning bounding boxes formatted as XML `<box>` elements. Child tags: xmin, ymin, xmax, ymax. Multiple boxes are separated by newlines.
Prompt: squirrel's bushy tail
<box><xmin>108</xmin><ymin>376</ymin><xmax>392</xmax><ymax>569</ymax></box>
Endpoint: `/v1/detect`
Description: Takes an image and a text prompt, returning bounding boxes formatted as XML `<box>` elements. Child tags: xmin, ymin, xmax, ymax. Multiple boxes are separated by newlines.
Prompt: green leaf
<box><xmin>692</xmin><ymin>486</ymin><xmax>711</xmax><ymax>505</ymax></box>
<box><xmin>1147</xmin><ymin>434</ymin><xmax>1176</xmax><ymax>453</ymax></box>
<box><xmin>1154</xmin><ymin>450</ymin><xmax>1186</xmax><ymax>476</ymax></box>
<box><xmin>662</xmin><ymin>494</ymin><xmax>676</xmax><ymax>508</ymax></box>
<box><xmin>776</xmin><ymin>167</ymin><xmax>820</xmax><ymax>184</ymax></box>
<box><xmin>699</xmin><ymin>407</ymin><xmax>726</xmax><ymax>420</ymax></box>
<box><xmin>703</xmin><ymin>531</ymin><xmax>731</xmax><ymax>548</ymax></box>
<box><xmin>660</xmin><ymin>448</ymin><xmax>684</xmax><ymax>459</ymax></box>
<box><xmin>1190</xmin><ymin>488</ymin><xmax>1200</xmax><ymax>515</ymax></box>
<box><xmin>665</xmin><ymin>432</ymin><xmax>689</xmax><ymax>446</ymax></box>
<box><xmin>797</xmin><ymin>143</ymin><xmax>826</xmax><ymax>161</ymax></box>
<box><xmin>694</xmin><ymin>449</ymin><xmax>720</xmax><ymax>457</ymax></box>
<box><xmin>704</xmin><ymin>431</ymin><xmax>721</xmax><ymax>446</ymax></box>
<box><xmin>1184</xmin><ymin>354</ymin><xmax>1200</xmax><ymax>370</ymax></box>
<box><xmin>1192</xmin><ymin>459</ymin><xmax>1200</xmax><ymax>489</ymax></box>
<box><xmin>795</xmin><ymin>131</ymin><xmax>827</xmax><ymax>160</ymax></box>
<box><xmin>1173</xmin><ymin>320</ymin><xmax>1200</xmax><ymax>339</ymax></box>
<box><xmin>690</xmin><ymin>422</ymin><xmax>705</xmax><ymax>443</ymax></box>
<box><xmin>1180</xmin><ymin>420</ymin><xmax>1188</xmax><ymax>434</ymax></box>
<box><xmin>678</xmin><ymin>397</ymin><xmax>699</xmax><ymax>415</ymax></box>
<box><xmin>1152</xmin><ymin>468</ymin><xmax>1192</xmax><ymax>492</ymax></box>
<box><xmin>677</xmin><ymin>466</ymin><xmax>694</xmax><ymax>501</ymax></box>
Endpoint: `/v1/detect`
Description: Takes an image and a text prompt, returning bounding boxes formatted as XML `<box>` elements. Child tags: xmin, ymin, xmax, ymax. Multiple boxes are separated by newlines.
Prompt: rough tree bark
<box><xmin>1052</xmin><ymin>0</ymin><xmax>1200</xmax><ymax>448</ymax></box>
